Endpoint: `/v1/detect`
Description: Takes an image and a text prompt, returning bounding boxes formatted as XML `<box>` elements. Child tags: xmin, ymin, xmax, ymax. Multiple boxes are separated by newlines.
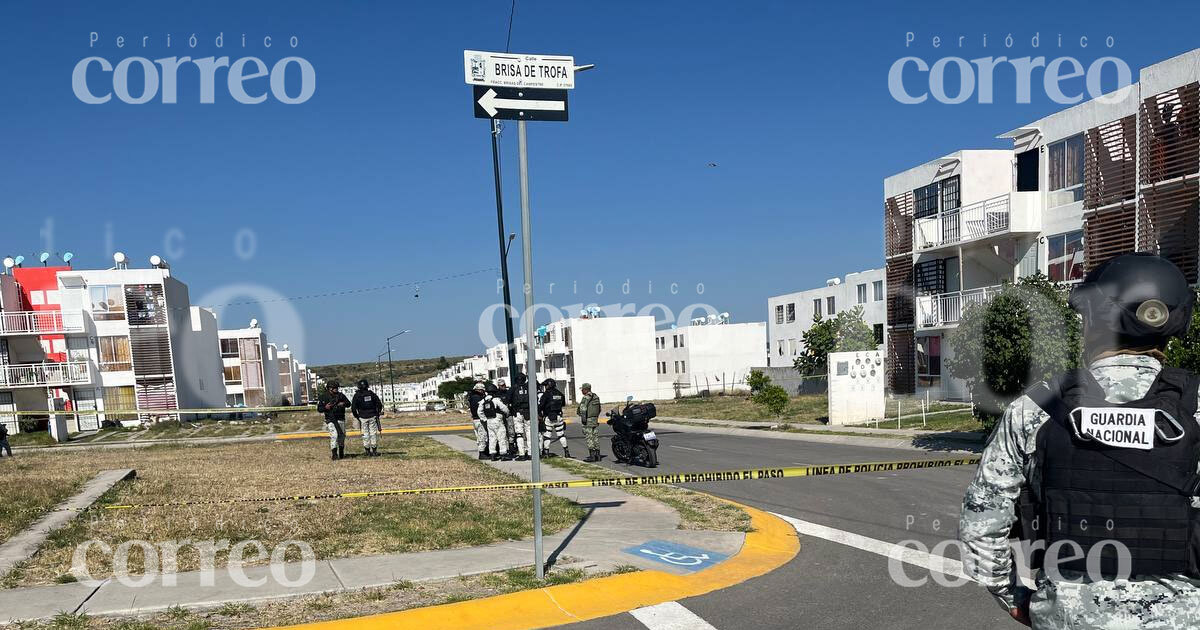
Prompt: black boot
<box><xmin>372</xmin><ymin>448</ymin><xmax>379</xmax><ymax>457</ymax></box>
<box><xmin>563</xmin><ymin>447</ymin><xmax>572</xmax><ymax>459</ymax></box>
<box><xmin>491</xmin><ymin>453</ymin><xmax>499</xmax><ymax>461</ymax></box>
<box><xmin>331</xmin><ymin>448</ymin><xmax>339</xmax><ymax>461</ymax></box>
<box><xmin>338</xmin><ymin>445</ymin><xmax>345</xmax><ymax>460</ymax></box>
<box><xmin>478</xmin><ymin>451</ymin><xmax>488</xmax><ymax>460</ymax></box>
<box><xmin>584</xmin><ymin>449</ymin><xmax>598</xmax><ymax>463</ymax></box>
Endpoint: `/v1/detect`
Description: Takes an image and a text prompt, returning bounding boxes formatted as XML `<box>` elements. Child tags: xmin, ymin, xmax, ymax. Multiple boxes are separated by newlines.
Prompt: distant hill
<box><xmin>311</xmin><ymin>356</ymin><xmax>469</xmax><ymax>387</ymax></box>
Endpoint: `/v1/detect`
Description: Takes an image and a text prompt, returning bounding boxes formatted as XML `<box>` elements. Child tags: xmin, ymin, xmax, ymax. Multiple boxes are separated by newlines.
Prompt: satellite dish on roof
<box><xmin>249</xmin><ymin>318</ymin><xmax>259</xmax><ymax>328</ymax></box>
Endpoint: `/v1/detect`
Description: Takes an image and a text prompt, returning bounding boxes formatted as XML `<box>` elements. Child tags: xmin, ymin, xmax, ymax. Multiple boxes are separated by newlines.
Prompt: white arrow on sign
<box><xmin>477</xmin><ymin>88</ymin><xmax>566</xmax><ymax>117</ymax></box>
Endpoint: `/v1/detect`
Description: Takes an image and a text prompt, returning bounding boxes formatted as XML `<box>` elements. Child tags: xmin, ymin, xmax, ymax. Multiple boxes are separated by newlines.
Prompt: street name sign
<box><xmin>473</xmin><ymin>85</ymin><xmax>568</xmax><ymax>122</ymax></box>
<box><xmin>464</xmin><ymin>50</ymin><xmax>575</xmax><ymax>90</ymax></box>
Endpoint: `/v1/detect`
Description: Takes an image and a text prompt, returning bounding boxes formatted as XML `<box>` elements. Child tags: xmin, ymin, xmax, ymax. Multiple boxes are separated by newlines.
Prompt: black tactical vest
<box><xmin>481</xmin><ymin>398</ymin><xmax>499</xmax><ymax>419</ymax></box>
<box><xmin>1025</xmin><ymin>367</ymin><xmax>1200</xmax><ymax>578</ymax></box>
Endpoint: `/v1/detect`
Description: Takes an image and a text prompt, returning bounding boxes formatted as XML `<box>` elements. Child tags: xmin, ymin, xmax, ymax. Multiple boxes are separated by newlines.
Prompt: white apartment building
<box><xmin>766</xmin><ymin>269</ymin><xmax>887</xmax><ymax>368</ymax></box>
<box><xmin>220</xmin><ymin>324</ymin><xmax>283</xmax><ymax>408</ymax></box>
<box><xmin>0</xmin><ymin>271</ymin><xmax>89</xmax><ymax>434</ymax></box>
<box><xmin>277</xmin><ymin>345</ymin><xmax>301</xmax><ymax>405</ymax></box>
<box><xmin>884</xmin><ymin>48</ymin><xmax>1200</xmax><ymax>400</ymax></box>
<box><xmin>55</xmin><ymin>263</ymin><xmax>227</xmax><ymax>427</ymax></box>
<box><xmin>479</xmin><ymin>315</ymin><xmax>660</xmax><ymax>404</ymax></box>
<box><xmin>654</xmin><ymin>320</ymin><xmax>766</xmax><ymax>396</ymax></box>
<box><xmin>296</xmin><ymin>361</ymin><xmax>311</xmax><ymax>404</ymax></box>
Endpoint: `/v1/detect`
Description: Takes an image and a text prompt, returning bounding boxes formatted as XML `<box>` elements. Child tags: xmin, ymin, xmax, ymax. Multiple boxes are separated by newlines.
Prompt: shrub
<box><xmin>752</xmin><ymin>384</ymin><xmax>789</xmax><ymax>415</ymax></box>
<box><xmin>746</xmin><ymin>370</ymin><xmax>771</xmax><ymax>394</ymax></box>
<box><xmin>945</xmin><ymin>274</ymin><xmax>1081</xmax><ymax>428</ymax></box>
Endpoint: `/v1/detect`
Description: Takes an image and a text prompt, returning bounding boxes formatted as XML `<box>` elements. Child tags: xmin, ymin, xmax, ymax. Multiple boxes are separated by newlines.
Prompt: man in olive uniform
<box><xmin>351</xmin><ymin>379</ymin><xmax>384</xmax><ymax>457</ymax></box>
<box><xmin>960</xmin><ymin>253</ymin><xmax>1200</xmax><ymax>629</ymax></box>
<box><xmin>318</xmin><ymin>381</ymin><xmax>351</xmax><ymax>460</ymax></box>
<box><xmin>467</xmin><ymin>381</ymin><xmax>489</xmax><ymax>459</ymax></box>
<box><xmin>578</xmin><ymin>383</ymin><xmax>602</xmax><ymax>462</ymax></box>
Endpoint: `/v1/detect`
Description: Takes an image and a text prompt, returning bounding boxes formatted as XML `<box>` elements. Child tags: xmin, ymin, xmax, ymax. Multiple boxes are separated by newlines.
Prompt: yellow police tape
<box><xmin>80</xmin><ymin>456</ymin><xmax>980</xmax><ymax>512</ymax></box>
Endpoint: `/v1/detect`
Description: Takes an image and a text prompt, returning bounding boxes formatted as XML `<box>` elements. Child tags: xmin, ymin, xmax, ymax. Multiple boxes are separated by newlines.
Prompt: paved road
<box><xmin>549</xmin><ymin>424</ymin><xmax>1014</xmax><ymax>630</ymax></box>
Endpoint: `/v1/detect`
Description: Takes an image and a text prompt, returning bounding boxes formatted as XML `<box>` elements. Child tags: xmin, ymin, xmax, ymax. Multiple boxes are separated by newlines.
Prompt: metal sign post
<box><xmin>517</xmin><ymin>118</ymin><xmax>544</xmax><ymax>579</ymax></box>
<box><xmin>466</xmin><ymin>48</ymin><xmax>587</xmax><ymax>581</ymax></box>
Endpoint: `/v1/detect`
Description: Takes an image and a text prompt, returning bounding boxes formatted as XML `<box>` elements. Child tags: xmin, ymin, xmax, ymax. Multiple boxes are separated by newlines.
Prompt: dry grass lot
<box><xmin>655</xmin><ymin>393</ymin><xmax>977</xmax><ymax>431</ymax></box>
<box><xmin>67</xmin><ymin>410</ymin><xmax>468</xmax><ymax>445</ymax></box>
<box><xmin>0</xmin><ymin>437</ymin><xmax>583</xmax><ymax>588</ymax></box>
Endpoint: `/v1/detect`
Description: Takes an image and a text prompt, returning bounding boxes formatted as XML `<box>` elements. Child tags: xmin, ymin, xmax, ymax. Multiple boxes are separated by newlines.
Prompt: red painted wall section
<box><xmin>12</xmin><ymin>266</ymin><xmax>72</xmax><ymax>362</ymax></box>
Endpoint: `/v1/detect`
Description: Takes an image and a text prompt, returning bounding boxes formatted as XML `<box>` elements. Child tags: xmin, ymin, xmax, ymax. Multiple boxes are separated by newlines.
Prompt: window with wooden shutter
<box><xmin>886</xmin><ymin>258</ymin><xmax>914</xmax><ymax>327</ymax></box>
<box><xmin>887</xmin><ymin>329</ymin><xmax>915</xmax><ymax>394</ymax></box>
<box><xmin>124</xmin><ymin>284</ymin><xmax>166</xmax><ymax>325</ymax></box>
<box><xmin>885</xmin><ymin>193</ymin><xmax>914</xmax><ymax>257</ymax></box>
<box><xmin>1138</xmin><ymin>83</ymin><xmax>1200</xmax><ymax>283</ymax></box>
<box><xmin>129</xmin><ymin>327</ymin><xmax>172</xmax><ymax>376</ymax></box>
<box><xmin>1085</xmin><ymin>115</ymin><xmax>1137</xmax><ymax>209</ymax></box>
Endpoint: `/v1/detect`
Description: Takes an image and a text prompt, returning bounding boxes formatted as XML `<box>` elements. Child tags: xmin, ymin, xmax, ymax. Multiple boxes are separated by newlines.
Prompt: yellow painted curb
<box><xmin>276</xmin><ymin>424</ymin><xmax>474</xmax><ymax>440</ymax></box>
<box><xmin>263</xmin><ymin>502</ymin><xmax>799</xmax><ymax>630</ymax></box>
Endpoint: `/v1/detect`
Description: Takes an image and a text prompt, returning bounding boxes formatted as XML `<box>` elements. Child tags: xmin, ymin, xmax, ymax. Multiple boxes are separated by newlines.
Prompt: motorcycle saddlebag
<box><xmin>624</xmin><ymin>403</ymin><xmax>657</xmax><ymax>425</ymax></box>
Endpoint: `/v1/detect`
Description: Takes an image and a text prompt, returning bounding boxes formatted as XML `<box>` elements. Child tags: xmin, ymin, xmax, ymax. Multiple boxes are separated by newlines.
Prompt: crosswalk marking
<box><xmin>630</xmin><ymin>601</ymin><xmax>718</xmax><ymax>630</ymax></box>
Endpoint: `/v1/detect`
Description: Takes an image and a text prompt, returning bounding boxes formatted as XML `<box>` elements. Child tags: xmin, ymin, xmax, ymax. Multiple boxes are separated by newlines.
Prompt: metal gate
<box><xmin>74</xmin><ymin>388</ymin><xmax>100</xmax><ymax>431</ymax></box>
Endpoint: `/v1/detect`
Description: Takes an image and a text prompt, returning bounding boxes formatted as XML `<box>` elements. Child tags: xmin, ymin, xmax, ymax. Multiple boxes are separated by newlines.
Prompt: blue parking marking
<box><xmin>622</xmin><ymin>540</ymin><xmax>728</xmax><ymax>571</ymax></box>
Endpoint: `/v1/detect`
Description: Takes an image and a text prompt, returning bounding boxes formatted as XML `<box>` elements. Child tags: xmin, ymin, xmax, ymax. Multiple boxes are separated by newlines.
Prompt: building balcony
<box><xmin>913</xmin><ymin>192</ymin><xmax>1040</xmax><ymax>252</ymax></box>
<box><xmin>0</xmin><ymin>310</ymin><xmax>86</xmax><ymax>336</ymax></box>
<box><xmin>916</xmin><ymin>286</ymin><xmax>1002</xmax><ymax>329</ymax></box>
<box><xmin>0</xmin><ymin>361</ymin><xmax>91</xmax><ymax>388</ymax></box>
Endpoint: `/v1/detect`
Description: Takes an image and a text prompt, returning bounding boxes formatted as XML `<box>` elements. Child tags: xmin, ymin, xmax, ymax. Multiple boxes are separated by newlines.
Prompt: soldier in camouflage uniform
<box><xmin>351</xmin><ymin>379</ymin><xmax>384</xmax><ymax>457</ymax></box>
<box><xmin>960</xmin><ymin>253</ymin><xmax>1200</xmax><ymax>629</ymax></box>
<box><xmin>317</xmin><ymin>381</ymin><xmax>351</xmax><ymax>461</ymax></box>
<box><xmin>578</xmin><ymin>383</ymin><xmax>602</xmax><ymax>462</ymax></box>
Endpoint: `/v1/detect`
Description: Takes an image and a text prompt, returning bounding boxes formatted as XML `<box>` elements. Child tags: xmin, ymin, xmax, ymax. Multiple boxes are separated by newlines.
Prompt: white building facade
<box><xmin>219</xmin><ymin>325</ymin><xmax>283</xmax><ymax>408</ymax></box>
<box><xmin>884</xmin><ymin>48</ymin><xmax>1200</xmax><ymax>401</ymax></box>
<box><xmin>766</xmin><ymin>269</ymin><xmax>886</xmax><ymax>368</ymax></box>
<box><xmin>655</xmin><ymin>321</ymin><xmax>766</xmax><ymax>396</ymax></box>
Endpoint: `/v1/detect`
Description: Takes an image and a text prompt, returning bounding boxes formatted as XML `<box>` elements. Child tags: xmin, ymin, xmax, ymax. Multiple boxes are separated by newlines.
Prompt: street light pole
<box><xmin>490</xmin><ymin>119</ymin><xmax>520</xmax><ymax>382</ymax></box>
<box><xmin>385</xmin><ymin>330</ymin><xmax>412</xmax><ymax>412</ymax></box>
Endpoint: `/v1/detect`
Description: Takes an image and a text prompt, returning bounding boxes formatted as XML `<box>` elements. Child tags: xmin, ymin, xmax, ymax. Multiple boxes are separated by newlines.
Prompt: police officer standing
<box><xmin>960</xmin><ymin>253</ymin><xmax>1200</xmax><ymax>628</ymax></box>
<box><xmin>507</xmin><ymin>373</ymin><xmax>532</xmax><ymax>462</ymax></box>
<box><xmin>539</xmin><ymin>378</ymin><xmax>570</xmax><ymax>458</ymax></box>
<box><xmin>578</xmin><ymin>383</ymin><xmax>602</xmax><ymax>462</ymax></box>
<box><xmin>0</xmin><ymin>421</ymin><xmax>11</xmax><ymax>458</ymax></box>
<box><xmin>481</xmin><ymin>383</ymin><xmax>511</xmax><ymax>461</ymax></box>
<box><xmin>317</xmin><ymin>380</ymin><xmax>352</xmax><ymax>461</ymax></box>
<box><xmin>467</xmin><ymin>381</ymin><xmax>489</xmax><ymax>460</ymax></box>
<box><xmin>352</xmin><ymin>379</ymin><xmax>384</xmax><ymax>458</ymax></box>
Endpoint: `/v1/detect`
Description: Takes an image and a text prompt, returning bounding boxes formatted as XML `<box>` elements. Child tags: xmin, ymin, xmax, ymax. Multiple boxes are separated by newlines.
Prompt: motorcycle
<box><xmin>606</xmin><ymin>395</ymin><xmax>659</xmax><ymax>468</ymax></box>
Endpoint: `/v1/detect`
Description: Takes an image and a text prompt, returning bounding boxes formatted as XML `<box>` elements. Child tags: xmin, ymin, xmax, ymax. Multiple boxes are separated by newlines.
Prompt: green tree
<box><xmin>1165</xmin><ymin>290</ymin><xmax>1200</xmax><ymax>371</ymax></box>
<box><xmin>746</xmin><ymin>369</ymin><xmax>771</xmax><ymax>394</ymax></box>
<box><xmin>833</xmin><ymin>306</ymin><xmax>877</xmax><ymax>352</ymax></box>
<box><xmin>752</xmin><ymin>384</ymin><xmax>790</xmax><ymax>415</ymax></box>
<box><xmin>793</xmin><ymin>306</ymin><xmax>876</xmax><ymax>376</ymax></box>
<box><xmin>945</xmin><ymin>274</ymin><xmax>1081</xmax><ymax>428</ymax></box>
<box><xmin>438</xmin><ymin>377</ymin><xmax>478</xmax><ymax>401</ymax></box>
<box><xmin>794</xmin><ymin>314</ymin><xmax>838</xmax><ymax>376</ymax></box>
<box><xmin>436</xmin><ymin>356</ymin><xmax>451</xmax><ymax>370</ymax></box>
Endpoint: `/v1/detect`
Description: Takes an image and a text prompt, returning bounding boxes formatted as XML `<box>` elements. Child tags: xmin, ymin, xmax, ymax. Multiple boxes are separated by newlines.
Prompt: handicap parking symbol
<box><xmin>623</xmin><ymin>540</ymin><xmax>728</xmax><ymax>572</ymax></box>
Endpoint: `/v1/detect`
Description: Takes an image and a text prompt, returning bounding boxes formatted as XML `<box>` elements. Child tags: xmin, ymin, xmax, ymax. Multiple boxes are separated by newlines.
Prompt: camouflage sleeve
<box><xmin>959</xmin><ymin>394</ymin><xmax>1041</xmax><ymax>610</ymax></box>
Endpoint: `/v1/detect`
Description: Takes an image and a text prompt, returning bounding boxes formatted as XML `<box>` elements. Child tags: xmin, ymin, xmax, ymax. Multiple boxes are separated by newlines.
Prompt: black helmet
<box><xmin>1069</xmin><ymin>253</ymin><xmax>1195</xmax><ymax>356</ymax></box>
<box><xmin>327</xmin><ymin>380</ymin><xmax>340</xmax><ymax>390</ymax></box>
<box><xmin>485</xmin><ymin>383</ymin><xmax>499</xmax><ymax>395</ymax></box>
<box><xmin>542</xmin><ymin>378</ymin><xmax>556</xmax><ymax>389</ymax></box>
<box><xmin>357</xmin><ymin>379</ymin><xmax>368</xmax><ymax>391</ymax></box>
<box><xmin>514</xmin><ymin>372</ymin><xmax>528</xmax><ymax>386</ymax></box>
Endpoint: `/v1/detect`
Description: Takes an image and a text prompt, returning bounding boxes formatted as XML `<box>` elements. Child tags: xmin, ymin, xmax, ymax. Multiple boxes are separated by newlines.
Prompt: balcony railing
<box><xmin>914</xmin><ymin>194</ymin><xmax>1012</xmax><ymax>251</ymax></box>
<box><xmin>0</xmin><ymin>361</ymin><xmax>90</xmax><ymax>388</ymax></box>
<box><xmin>916</xmin><ymin>286</ymin><xmax>1002</xmax><ymax>329</ymax></box>
<box><xmin>0</xmin><ymin>310</ymin><xmax>85</xmax><ymax>335</ymax></box>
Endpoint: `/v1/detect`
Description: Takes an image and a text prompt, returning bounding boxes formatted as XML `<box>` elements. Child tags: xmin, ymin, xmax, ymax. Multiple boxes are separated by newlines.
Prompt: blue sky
<box><xmin>0</xmin><ymin>1</ymin><xmax>1196</xmax><ymax>365</ymax></box>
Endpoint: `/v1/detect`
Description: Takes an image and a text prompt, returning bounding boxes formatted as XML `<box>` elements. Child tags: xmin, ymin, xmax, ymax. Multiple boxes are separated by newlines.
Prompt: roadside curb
<box><xmin>263</xmin><ymin>501</ymin><xmax>799</xmax><ymax>630</ymax></box>
<box><xmin>654</xmin><ymin>421</ymin><xmax>984</xmax><ymax>453</ymax></box>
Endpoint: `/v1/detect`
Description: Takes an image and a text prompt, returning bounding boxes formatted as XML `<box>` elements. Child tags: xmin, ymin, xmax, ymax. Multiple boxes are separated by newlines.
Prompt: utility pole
<box><xmin>490</xmin><ymin>119</ymin><xmax>520</xmax><ymax>382</ymax></box>
<box><xmin>517</xmin><ymin>119</ymin><xmax>545</xmax><ymax>579</ymax></box>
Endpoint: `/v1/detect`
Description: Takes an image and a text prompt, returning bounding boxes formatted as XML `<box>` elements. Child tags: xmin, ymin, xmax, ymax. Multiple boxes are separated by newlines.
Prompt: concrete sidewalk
<box><xmin>0</xmin><ymin>436</ymin><xmax>744</xmax><ymax>623</ymax></box>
